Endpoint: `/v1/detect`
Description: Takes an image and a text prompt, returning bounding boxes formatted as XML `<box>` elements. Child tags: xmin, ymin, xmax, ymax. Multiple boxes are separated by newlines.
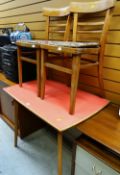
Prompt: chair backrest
<box><xmin>43</xmin><ymin>6</ymin><xmax>71</xmax><ymax>41</ymax></box>
<box><xmin>70</xmin><ymin>0</ymin><xmax>116</xmax><ymax>45</ymax></box>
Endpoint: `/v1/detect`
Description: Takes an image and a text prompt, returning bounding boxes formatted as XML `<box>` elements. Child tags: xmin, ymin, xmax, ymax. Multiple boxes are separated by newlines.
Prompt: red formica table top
<box><xmin>4</xmin><ymin>80</ymin><xmax>109</xmax><ymax>132</ymax></box>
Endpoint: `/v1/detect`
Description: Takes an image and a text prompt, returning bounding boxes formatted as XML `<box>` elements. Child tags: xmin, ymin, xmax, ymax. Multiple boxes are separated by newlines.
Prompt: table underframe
<box><xmin>14</xmin><ymin>100</ymin><xmax>64</xmax><ymax>175</ymax></box>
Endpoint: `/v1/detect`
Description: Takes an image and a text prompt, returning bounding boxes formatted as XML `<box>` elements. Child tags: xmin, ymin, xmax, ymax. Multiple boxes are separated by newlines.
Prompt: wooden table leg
<box><xmin>58</xmin><ymin>132</ymin><xmax>63</xmax><ymax>175</ymax></box>
<box><xmin>17</xmin><ymin>46</ymin><xmax>23</xmax><ymax>87</ymax></box>
<box><xmin>70</xmin><ymin>55</ymin><xmax>80</xmax><ymax>114</ymax></box>
<box><xmin>36</xmin><ymin>49</ymin><xmax>41</xmax><ymax>97</ymax></box>
<box><xmin>14</xmin><ymin>100</ymin><xmax>19</xmax><ymax>147</ymax></box>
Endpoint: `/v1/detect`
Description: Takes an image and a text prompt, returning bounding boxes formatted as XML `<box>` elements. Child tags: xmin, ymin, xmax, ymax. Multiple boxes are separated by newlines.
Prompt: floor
<box><xmin>0</xmin><ymin>119</ymin><xmax>72</xmax><ymax>175</ymax></box>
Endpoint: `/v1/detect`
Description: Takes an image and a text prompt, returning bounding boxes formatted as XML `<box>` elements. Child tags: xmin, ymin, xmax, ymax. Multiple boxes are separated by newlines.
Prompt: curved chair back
<box><xmin>43</xmin><ymin>6</ymin><xmax>71</xmax><ymax>41</ymax></box>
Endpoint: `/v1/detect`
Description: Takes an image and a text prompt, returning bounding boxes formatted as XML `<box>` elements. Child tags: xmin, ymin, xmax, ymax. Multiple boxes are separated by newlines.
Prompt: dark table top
<box><xmin>76</xmin><ymin>104</ymin><xmax>120</xmax><ymax>155</ymax></box>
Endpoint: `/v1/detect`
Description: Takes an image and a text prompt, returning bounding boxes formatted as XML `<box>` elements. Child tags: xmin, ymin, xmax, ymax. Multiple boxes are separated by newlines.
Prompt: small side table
<box><xmin>72</xmin><ymin>134</ymin><xmax>120</xmax><ymax>175</ymax></box>
<box><xmin>72</xmin><ymin>104</ymin><xmax>120</xmax><ymax>175</ymax></box>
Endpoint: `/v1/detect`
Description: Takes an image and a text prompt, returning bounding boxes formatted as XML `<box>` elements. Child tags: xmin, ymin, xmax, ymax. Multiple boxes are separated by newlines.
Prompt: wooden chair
<box><xmin>17</xmin><ymin>6</ymin><xmax>71</xmax><ymax>96</ymax></box>
<box><xmin>70</xmin><ymin>0</ymin><xmax>116</xmax><ymax>97</ymax></box>
<box><xmin>40</xmin><ymin>0</ymin><xmax>115</xmax><ymax>114</ymax></box>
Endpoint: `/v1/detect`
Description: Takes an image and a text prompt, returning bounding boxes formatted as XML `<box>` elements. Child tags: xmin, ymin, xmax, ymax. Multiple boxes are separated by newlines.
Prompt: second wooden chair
<box><xmin>40</xmin><ymin>0</ymin><xmax>115</xmax><ymax>114</ymax></box>
<box><xmin>17</xmin><ymin>6</ymin><xmax>71</xmax><ymax>96</ymax></box>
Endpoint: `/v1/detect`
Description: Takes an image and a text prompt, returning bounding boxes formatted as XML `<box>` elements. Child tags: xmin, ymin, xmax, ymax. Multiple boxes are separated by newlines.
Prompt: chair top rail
<box><xmin>70</xmin><ymin>0</ymin><xmax>116</xmax><ymax>13</ymax></box>
<box><xmin>43</xmin><ymin>6</ymin><xmax>70</xmax><ymax>17</ymax></box>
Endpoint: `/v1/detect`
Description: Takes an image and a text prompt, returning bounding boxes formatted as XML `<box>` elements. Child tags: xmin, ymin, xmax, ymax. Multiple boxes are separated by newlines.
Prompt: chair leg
<box><xmin>36</xmin><ymin>49</ymin><xmax>41</xmax><ymax>97</ymax></box>
<box><xmin>70</xmin><ymin>55</ymin><xmax>80</xmax><ymax>114</ymax></box>
<box><xmin>17</xmin><ymin>47</ymin><xmax>23</xmax><ymax>87</ymax></box>
<box><xmin>98</xmin><ymin>64</ymin><xmax>105</xmax><ymax>97</ymax></box>
<box><xmin>40</xmin><ymin>49</ymin><xmax>47</xmax><ymax>99</ymax></box>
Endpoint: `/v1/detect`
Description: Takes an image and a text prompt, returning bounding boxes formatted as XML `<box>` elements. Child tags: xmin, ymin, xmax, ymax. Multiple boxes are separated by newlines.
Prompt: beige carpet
<box><xmin>0</xmin><ymin>119</ymin><xmax>72</xmax><ymax>175</ymax></box>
